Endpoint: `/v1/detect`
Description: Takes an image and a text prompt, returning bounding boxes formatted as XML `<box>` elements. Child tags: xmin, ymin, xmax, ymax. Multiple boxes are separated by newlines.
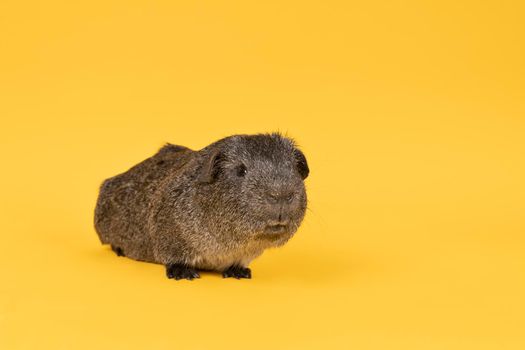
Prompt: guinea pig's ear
<box><xmin>198</xmin><ymin>150</ymin><xmax>224</xmax><ymax>184</ymax></box>
<box><xmin>293</xmin><ymin>148</ymin><xmax>309</xmax><ymax>180</ymax></box>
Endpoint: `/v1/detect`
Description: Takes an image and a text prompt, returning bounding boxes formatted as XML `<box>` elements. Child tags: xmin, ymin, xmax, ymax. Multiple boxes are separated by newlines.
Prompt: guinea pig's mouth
<box><xmin>264</xmin><ymin>224</ymin><xmax>289</xmax><ymax>234</ymax></box>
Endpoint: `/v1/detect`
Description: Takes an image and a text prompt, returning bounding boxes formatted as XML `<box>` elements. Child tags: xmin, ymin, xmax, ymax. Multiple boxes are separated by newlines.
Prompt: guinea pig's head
<box><xmin>198</xmin><ymin>133</ymin><xmax>309</xmax><ymax>244</ymax></box>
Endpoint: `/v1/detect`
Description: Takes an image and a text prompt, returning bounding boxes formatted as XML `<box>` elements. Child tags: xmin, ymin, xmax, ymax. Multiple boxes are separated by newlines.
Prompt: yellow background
<box><xmin>1</xmin><ymin>1</ymin><xmax>524</xmax><ymax>349</ymax></box>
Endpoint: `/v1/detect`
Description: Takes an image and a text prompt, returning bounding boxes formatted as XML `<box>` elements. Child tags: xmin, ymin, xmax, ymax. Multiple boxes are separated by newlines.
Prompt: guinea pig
<box><xmin>94</xmin><ymin>133</ymin><xmax>309</xmax><ymax>280</ymax></box>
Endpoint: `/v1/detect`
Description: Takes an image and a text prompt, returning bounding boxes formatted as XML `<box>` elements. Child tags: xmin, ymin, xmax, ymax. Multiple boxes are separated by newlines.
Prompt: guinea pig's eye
<box><xmin>236</xmin><ymin>164</ymin><xmax>247</xmax><ymax>177</ymax></box>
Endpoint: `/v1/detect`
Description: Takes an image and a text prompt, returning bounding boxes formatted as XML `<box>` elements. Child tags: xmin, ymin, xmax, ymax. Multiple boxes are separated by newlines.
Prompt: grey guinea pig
<box><xmin>94</xmin><ymin>133</ymin><xmax>309</xmax><ymax>280</ymax></box>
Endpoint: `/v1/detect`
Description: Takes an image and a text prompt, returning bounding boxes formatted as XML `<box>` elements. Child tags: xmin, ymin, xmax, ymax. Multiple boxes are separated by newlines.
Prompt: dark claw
<box><xmin>111</xmin><ymin>245</ymin><xmax>125</xmax><ymax>257</ymax></box>
<box><xmin>166</xmin><ymin>264</ymin><xmax>200</xmax><ymax>280</ymax></box>
<box><xmin>222</xmin><ymin>265</ymin><xmax>251</xmax><ymax>279</ymax></box>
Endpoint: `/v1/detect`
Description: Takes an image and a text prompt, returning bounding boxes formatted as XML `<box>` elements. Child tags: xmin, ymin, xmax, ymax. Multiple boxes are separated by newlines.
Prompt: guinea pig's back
<box><xmin>94</xmin><ymin>144</ymin><xmax>193</xmax><ymax>262</ymax></box>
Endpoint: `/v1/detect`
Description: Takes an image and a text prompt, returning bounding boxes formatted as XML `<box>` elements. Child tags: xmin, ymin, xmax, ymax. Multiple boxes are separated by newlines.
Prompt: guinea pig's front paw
<box><xmin>222</xmin><ymin>265</ymin><xmax>252</xmax><ymax>279</ymax></box>
<box><xmin>166</xmin><ymin>264</ymin><xmax>200</xmax><ymax>280</ymax></box>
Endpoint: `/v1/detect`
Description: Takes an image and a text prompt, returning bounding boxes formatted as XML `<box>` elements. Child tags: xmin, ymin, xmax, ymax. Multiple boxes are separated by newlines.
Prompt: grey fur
<box><xmin>94</xmin><ymin>133</ymin><xmax>309</xmax><ymax>278</ymax></box>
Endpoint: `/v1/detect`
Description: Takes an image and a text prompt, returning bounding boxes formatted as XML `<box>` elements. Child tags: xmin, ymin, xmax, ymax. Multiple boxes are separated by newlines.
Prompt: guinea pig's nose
<box><xmin>266</xmin><ymin>191</ymin><xmax>295</xmax><ymax>204</ymax></box>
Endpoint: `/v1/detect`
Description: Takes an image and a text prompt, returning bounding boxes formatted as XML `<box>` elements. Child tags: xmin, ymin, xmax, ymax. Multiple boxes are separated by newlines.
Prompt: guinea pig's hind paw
<box><xmin>111</xmin><ymin>245</ymin><xmax>125</xmax><ymax>257</ymax></box>
<box><xmin>166</xmin><ymin>264</ymin><xmax>200</xmax><ymax>280</ymax></box>
<box><xmin>222</xmin><ymin>266</ymin><xmax>251</xmax><ymax>279</ymax></box>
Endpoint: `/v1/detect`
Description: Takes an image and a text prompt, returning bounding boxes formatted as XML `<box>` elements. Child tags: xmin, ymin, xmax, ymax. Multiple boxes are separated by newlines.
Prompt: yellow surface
<box><xmin>1</xmin><ymin>1</ymin><xmax>524</xmax><ymax>349</ymax></box>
